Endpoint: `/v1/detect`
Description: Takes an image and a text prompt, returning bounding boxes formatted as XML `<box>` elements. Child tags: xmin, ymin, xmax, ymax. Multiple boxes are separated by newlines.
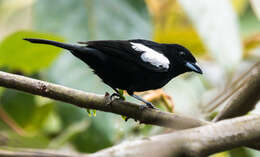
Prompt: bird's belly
<box><xmin>130</xmin><ymin>73</ymin><xmax>172</xmax><ymax>92</ymax></box>
<box><xmin>101</xmin><ymin>68</ymin><xmax>171</xmax><ymax>92</ymax></box>
<box><xmin>89</xmin><ymin>58</ymin><xmax>137</xmax><ymax>89</ymax></box>
<box><xmin>85</xmin><ymin>55</ymin><xmax>172</xmax><ymax>92</ymax></box>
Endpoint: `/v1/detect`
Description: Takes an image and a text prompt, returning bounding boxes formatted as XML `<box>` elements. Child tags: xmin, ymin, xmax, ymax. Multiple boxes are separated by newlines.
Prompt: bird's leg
<box><xmin>105</xmin><ymin>89</ymin><xmax>126</xmax><ymax>106</ymax></box>
<box><xmin>110</xmin><ymin>88</ymin><xmax>125</xmax><ymax>101</ymax></box>
<box><xmin>104</xmin><ymin>92</ymin><xmax>113</xmax><ymax>106</ymax></box>
<box><xmin>128</xmin><ymin>92</ymin><xmax>157</xmax><ymax>109</ymax></box>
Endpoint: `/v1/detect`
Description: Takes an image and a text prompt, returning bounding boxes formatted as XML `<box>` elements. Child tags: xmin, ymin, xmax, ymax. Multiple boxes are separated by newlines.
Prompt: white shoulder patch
<box><xmin>130</xmin><ymin>42</ymin><xmax>170</xmax><ymax>69</ymax></box>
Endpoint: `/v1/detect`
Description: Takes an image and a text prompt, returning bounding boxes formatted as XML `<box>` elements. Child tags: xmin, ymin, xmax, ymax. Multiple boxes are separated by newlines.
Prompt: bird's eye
<box><xmin>179</xmin><ymin>51</ymin><xmax>186</xmax><ymax>57</ymax></box>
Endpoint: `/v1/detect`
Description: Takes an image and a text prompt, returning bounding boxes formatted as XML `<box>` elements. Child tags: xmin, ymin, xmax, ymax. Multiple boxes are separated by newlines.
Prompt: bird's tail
<box><xmin>24</xmin><ymin>38</ymin><xmax>85</xmax><ymax>52</ymax></box>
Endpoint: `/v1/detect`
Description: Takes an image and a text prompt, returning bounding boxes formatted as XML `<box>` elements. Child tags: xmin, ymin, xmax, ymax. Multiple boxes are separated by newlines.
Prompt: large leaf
<box><xmin>247</xmin><ymin>147</ymin><xmax>260</xmax><ymax>157</ymax></box>
<box><xmin>179</xmin><ymin>0</ymin><xmax>243</xmax><ymax>72</ymax></box>
<box><xmin>0</xmin><ymin>31</ymin><xmax>64</xmax><ymax>74</ymax></box>
<box><xmin>229</xmin><ymin>147</ymin><xmax>253</xmax><ymax>157</ymax></box>
<box><xmin>240</xmin><ymin>7</ymin><xmax>260</xmax><ymax>38</ymax></box>
<box><xmin>0</xmin><ymin>89</ymin><xmax>57</xmax><ymax>134</ymax></box>
<box><xmin>0</xmin><ymin>89</ymin><xmax>36</xmax><ymax>128</ymax></box>
<box><xmin>25</xmin><ymin>102</ymin><xmax>54</xmax><ymax>133</ymax></box>
<box><xmin>72</xmin><ymin>117</ymin><xmax>114</xmax><ymax>153</ymax></box>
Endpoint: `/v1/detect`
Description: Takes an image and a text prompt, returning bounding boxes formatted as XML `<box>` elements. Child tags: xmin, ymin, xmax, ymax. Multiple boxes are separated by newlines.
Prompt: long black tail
<box><xmin>24</xmin><ymin>38</ymin><xmax>86</xmax><ymax>52</ymax></box>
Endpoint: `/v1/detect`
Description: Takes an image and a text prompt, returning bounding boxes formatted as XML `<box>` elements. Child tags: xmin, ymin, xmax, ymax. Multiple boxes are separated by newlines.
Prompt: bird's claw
<box><xmin>110</xmin><ymin>93</ymin><xmax>125</xmax><ymax>101</ymax></box>
<box><xmin>104</xmin><ymin>92</ymin><xmax>125</xmax><ymax>106</ymax></box>
<box><xmin>104</xmin><ymin>92</ymin><xmax>113</xmax><ymax>106</ymax></box>
<box><xmin>146</xmin><ymin>102</ymin><xmax>157</xmax><ymax>109</ymax></box>
<box><xmin>139</xmin><ymin>102</ymin><xmax>158</xmax><ymax>110</ymax></box>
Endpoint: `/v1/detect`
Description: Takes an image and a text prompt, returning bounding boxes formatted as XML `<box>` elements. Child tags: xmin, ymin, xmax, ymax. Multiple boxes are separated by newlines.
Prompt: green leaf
<box><xmin>48</xmin><ymin>120</ymin><xmax>89</xmax><ymax>148</ymax></box>
<box><xmin>86</xmin><ymin>109</ymin><xmax>92</xmax><ymax>117</ymax></box>
<box><xmin>229</xmin><ymin>147</ymin><xmax>253</xmax><ymax>157</ymax></box>
<box><xmin>212</xmin><ymin>151</ymin><xmax>229</xmax><ymax>157</ymax></box>
<box><xmin>85</xmin><ymin>109</ymin><xmax>97</xmax><ymax>117</ymax></box>
<box><xmin>56</xmin><ymin>102</ymin><xmax>88</xmax><ymax>129</ymax></box>
<box><xmin>72</xmin><ymin>120</ymin><xmax>113</xmax><ymax>153</ymax></box>
<box><xmin>118</xmin><ymin>89</ymin><xmax>126</xmax><ymax>100</ymax></box>
<box><xmin>121</xmin><ymin>115</ymin><xmax>127</xmax><ymax>121</ymax></box>
<box><xmin>92</xmin><ymin>109</ymin><xmax>96</xmax><ymax>117</ymax></box>
<box><xmin>247</xmin><ymin>147</ymin><xmax>260</xmax><ymax>156</ymax></box>
<box><xmin>5</xmin><ymin>131</ymin><xmax>49</xmax><ymax>148</ymax></box>
<box><xmin>0</xmin><ymin>87</ymin><xmax>4</xmax><ymax>95</ymax></box>
<box><xmin>0</xmin><ymin>31</ymin><xmax>64</xmax><ymax>74</ymax></box>
<box><xmin>42</xmin><ymin>110</ymin><xmax>62</xmax><ymax>134</ymax></box>
<box><xmin>240</xmin><ymin>9</ymin><xmax>260</xmax><ymax>38</ymax></box>
<box><xmin>25</xmin><ymin>102</ymin><xmax>54</xmax><ymax>133</ymax></box>
<box><xmin>0</xmin><ymin>89</ymin><xmax>36</xmax><ymax>127</ymax></box>
<box><xmin>0</xmin><ymin>89</ymin><xmax>55</xmax><ymax>133</ymax></box>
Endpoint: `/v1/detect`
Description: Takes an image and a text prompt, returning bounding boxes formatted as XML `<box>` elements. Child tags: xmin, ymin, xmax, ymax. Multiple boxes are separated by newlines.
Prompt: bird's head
<box><xmin>164</xmin><ymin>44</ymin><xmax>203</xmax><ymax>75</ymax></box>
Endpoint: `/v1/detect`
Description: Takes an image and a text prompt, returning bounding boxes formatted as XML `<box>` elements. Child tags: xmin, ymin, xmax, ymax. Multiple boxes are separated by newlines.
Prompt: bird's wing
<box><xmin>78</xmin><ymin>39</ymin><xmax>170</xmax><ymax>72</ymax></box>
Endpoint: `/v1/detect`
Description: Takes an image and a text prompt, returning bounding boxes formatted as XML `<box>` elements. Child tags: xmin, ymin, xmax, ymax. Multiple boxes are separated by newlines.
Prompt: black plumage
<box><xmin>24</xmin><ymin>38</ymin><xmax>202</xmax><ymax>108</ymax></box>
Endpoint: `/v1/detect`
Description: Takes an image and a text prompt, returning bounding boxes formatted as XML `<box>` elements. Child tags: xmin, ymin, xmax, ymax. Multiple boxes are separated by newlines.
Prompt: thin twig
<box><xmin>206</xmin><ymin>77</ymin><xmax>249</xmax><ymax>113</ymax></box>
<box><xmin>0</xmin><ymin>106</ymin><xmax>26</xmax><ymax>136</ymax></box>
<box><xmin>214</xmin><ymin>63</ymin><xmax>260</xmax><ymax>121</ymax></box>
<box><xmin>205</xmin><ymin>61</ymin><xmax>260</xmax><ymax>112</ymax></box>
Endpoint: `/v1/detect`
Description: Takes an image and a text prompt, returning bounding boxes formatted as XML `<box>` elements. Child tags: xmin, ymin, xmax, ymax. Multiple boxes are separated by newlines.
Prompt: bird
<box><xmin>24</xmin><ymin>38</ymin><xmax>202</xmax><ymax>109</ymax></box>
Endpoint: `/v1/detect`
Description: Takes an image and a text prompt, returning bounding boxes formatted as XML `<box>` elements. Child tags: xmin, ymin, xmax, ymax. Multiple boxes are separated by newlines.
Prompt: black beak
<box><xmin>185</xmin><ymin>62</ymin><xmax>203</xmax><ymax>74</ymax></box>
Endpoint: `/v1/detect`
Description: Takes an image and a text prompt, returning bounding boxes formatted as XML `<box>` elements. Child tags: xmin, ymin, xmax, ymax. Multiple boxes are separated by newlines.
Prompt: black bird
<box><xmin>24</xmin><ymin>38</ymin><xmax>202</xmax><ymax>108</ymax></box>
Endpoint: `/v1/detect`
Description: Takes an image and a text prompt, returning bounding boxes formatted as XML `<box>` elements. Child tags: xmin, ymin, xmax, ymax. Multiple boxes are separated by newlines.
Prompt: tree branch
<box><xmin>0</xmin><ymin>71</ymin><xmax>208</xmax><ymax>130</ymax></box>
<box><xmin>1</xmin><ymin>62</ymin><xmax>260</xmax><ymax>156</ymax></box>
<box><xmin>213</xmin><ymin>62</ymin><xmax>260</xmax><ymax>121</ymax></box>
<box><xmin>211</xmin><ymin>62</ymin><xmax>260</xmax><ymax>150</ymax></box>
<box><xmin>2</xmin><ymin>115</ymin><xmax>260</xmax><ymax>157</ymax></box>
<box><xmin>0</xmin><ymin>147</ymin><xmax>85</xmax><ymax>157</ymax></box>
<box><xmin>88</xmin><ymin>62</ymin><xmax>260</xmax><ymax>156</ymax></box>
<box><xmin>90</xmin><ymin>115</ymin><xmax>260</xmax><ymax>157</ymax></box>
<box><xmin>205</xmin><ymin>61</ymin><xmax>260</xmax><ymax>113</ymax></box>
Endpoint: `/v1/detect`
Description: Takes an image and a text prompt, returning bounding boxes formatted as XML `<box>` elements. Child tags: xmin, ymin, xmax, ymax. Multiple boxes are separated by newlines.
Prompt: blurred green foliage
<box><xmin>240</xmin><ymin>8</ymin><xmax>260</xmax><ymax>37</ymax></box>
<box><xmin>0</xmin><ymin>31</ymin><xmax>64</xmax><ymax>74</ymax></box>
<box><xmin>1</xmin><ymin>89</ymin><xmax>36</xmax><ymax>128</ymax></box>
<box><xmin>0</xmin><ymin>0</ymin><xmax>260</xmax><ymax>156</ymax></box>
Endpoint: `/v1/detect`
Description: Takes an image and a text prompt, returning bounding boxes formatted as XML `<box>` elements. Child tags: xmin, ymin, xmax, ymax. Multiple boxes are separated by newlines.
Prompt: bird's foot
<box><xmin>104</xmin><ymin>92</ymin><xmax>113</xmax><ymax>106</ymax></box>
<box><xmin>146</xmin><ymin>102</ymin><xmax>157</xmax><ymax>109</ymax></box>
<box><xmin>139</xmin><ymin>102</ymin><xmax>158</xmax><ymax>110</ymax></box>
<box><xmin>121</xmin><ymin>115</ymin><xmax>130</xmax><ymax>122</ymax></box>
<box><xmin>129</xmin><ymin>93</ymin><xmax>158</xmax><ymax>110</ymax></box>
<box><xmin>104</xmin><ymin>92</ymin><xmax>125</xmax><ymax>106</ymax></box>
<box><xmin>110</xmin><ymin>93</ymin><xmax>125</xmax><ymax>101</ymax></box>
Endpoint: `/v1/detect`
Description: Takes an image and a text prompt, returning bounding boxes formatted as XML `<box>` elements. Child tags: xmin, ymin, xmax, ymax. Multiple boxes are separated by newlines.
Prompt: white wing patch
<box><xmin>130</xmin><ymin>42</ymin><xmax>170</xmax><ymax>69</ymax></box>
